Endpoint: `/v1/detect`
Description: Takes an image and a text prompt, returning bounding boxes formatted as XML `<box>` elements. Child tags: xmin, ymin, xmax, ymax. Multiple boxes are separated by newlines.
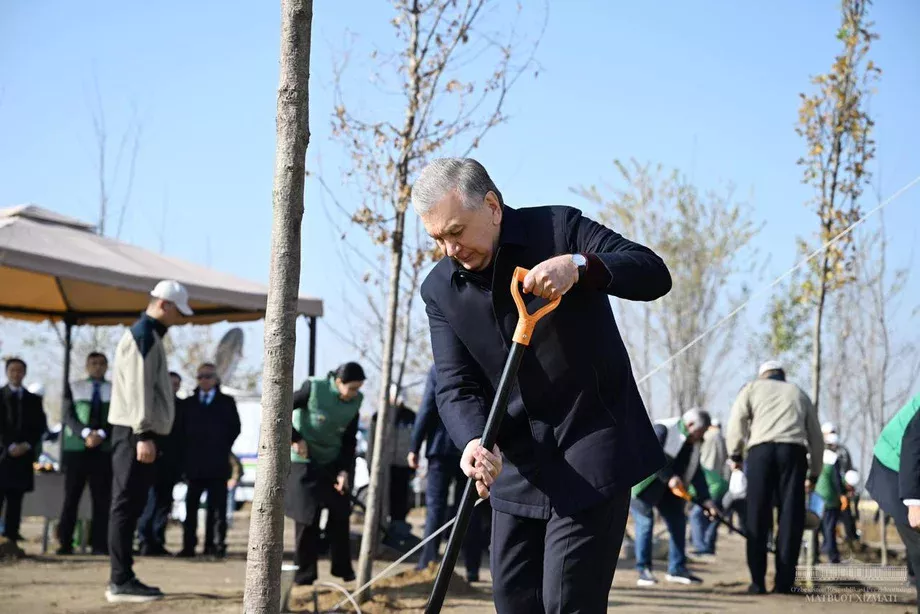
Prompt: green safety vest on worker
<box><xmin>290</xmin><ymin>376</ymin><xmax>362</xmax><ymax>466</ymax></box>
<box><xmin>814</xmin><ymin>448</ymin><xmax>842</xmax><ymax>509</ymax></box>
<box><xmin>62</xmin><ymin>379</ymin><xmax>112</xmax><ymax>452</ymax></box>
<box><xmin>632</xmin><ymin>417</ymin><xmax>700</xmax><ymax>498</ymax></box>
<box><xmin>873</xmin><ymin>391</ymin><xmax>920</xmax><ymax>472</ymax></box>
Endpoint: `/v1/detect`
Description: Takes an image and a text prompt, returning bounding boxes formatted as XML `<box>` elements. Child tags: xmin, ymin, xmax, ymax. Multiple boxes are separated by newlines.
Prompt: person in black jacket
<box><xmin>413</xmin><ymin>158</ymin><xmax>671</xmax><ymax>613</ymax></box>
<box><xmin>136</xmin><ymin>371</ymin><xmax>185</xmax><ymax>555</ymax></box>
<box><xmin>0</xmin><ymin>358</ymin><xmax>48</xmax><ymax>542</ymax></box>
<box><xmin>408</xmin><ymin>365</ymin><xmax>486</xmax><ymax>581</ymax></box>
<box><xmin>57</xmin><ymin>352</ymin><xmax>113</xmax><ymax>555</ymax></box>
<box><xmin>177</xmin><ymin>364</ymin><xmax>240</xmax><ymax>558</ymax></box>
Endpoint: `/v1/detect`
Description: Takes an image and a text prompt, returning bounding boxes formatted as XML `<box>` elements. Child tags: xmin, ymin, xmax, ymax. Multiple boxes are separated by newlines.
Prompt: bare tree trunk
<box><xmin>810</xmin><ymin>254</ymin><xmax>829</xmax><ymax>409</ymax></box>
<box><xmin>356</xmin><ymin>209</ymin><xmax>407</xmax><ymax>599</ymax></box>
<box><xmin>243</xmin><ymin>1</ymin><xmax>313</xmax><ymax>612</ymax></box>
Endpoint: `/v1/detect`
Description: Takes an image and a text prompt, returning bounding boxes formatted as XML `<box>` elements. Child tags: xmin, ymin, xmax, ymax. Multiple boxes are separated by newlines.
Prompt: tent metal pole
<box><xmin>60</xmin><ymin>317</ymin><xmax>74</xmax><ymax>470</ymax></box>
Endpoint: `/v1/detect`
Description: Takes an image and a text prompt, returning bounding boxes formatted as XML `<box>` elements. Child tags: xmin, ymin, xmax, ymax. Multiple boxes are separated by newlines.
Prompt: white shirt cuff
<box><xmin>97</xmin><ymin>430</ymin><xmax>107</xmax><ymax>440</ymax></box>
<box><xmin>81</xmin><ymin>428</ymin><xmax>92</xmax><ymax>439</ymax></box>
<box><xmin>903</xmin><ymin>499</ymin><xmax>920</xmax><ymax>507</ymax></box>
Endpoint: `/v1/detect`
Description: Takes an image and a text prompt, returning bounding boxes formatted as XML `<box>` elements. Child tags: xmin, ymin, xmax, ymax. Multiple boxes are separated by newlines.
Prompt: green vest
<box><xmin>291</xmin><ymin>376</ymin><xmax>362</xmax><ymax>466</ymax></box>
<box><xmin>63</xmin><ymin>379</ymin><xmax>112</xmax><ymax>452</ymax></box>
<box><xmin>689</xmin><ymin>467</ymin><xmax>729</xmax><ymax>502</ymax></box>
<box><xmin>815</xmin><ymin>452</ymin><xmax>842</xmax><ymax>509</ymax></box>
<box><xmin>631</xmin><ymin>418</ymin><xmax>692</xmax><ymax>498</ymax></box>
<box><xmin>873</xmin><ymin>392</ymin><xmax>920</xmax><ymax>472</ymax></box>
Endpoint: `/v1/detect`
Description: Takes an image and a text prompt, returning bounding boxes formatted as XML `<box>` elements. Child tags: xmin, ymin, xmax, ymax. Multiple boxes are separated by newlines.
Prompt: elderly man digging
<box><xmin>414</xmin><ymin>157</ymin><xmax>672</xmax><ymax>613</ymax></box>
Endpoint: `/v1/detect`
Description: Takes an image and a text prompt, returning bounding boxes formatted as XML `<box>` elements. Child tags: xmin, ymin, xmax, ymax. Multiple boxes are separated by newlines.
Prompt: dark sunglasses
<box><xmin>197</xmin><ymin>373</ymin><xmax>216</xmax><ymax>380</ymax></box>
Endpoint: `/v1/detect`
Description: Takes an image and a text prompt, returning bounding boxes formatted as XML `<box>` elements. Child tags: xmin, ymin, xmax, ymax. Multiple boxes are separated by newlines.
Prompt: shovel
<box><xmin>671</xmin><ymin>484</ymin><xmax>775</xmax><ymax>553</ymax></box>
<box><xmin>424</xmin><ymin>266</ymin><xmax>561</xmax><ymax>614</ymax></box>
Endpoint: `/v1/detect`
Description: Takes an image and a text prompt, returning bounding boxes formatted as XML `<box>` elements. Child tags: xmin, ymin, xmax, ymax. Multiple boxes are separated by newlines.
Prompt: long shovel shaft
<box><xmin>425</xmin><ymin>342</ymin><xmax>526</xmax><ymax>614</ymax></box>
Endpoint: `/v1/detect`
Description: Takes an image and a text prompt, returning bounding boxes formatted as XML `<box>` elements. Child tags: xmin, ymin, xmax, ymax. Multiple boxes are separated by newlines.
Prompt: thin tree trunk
<box><xmin>810</xmin><ymin>253</ymin><xmax>829</xmax><ymax>409</ymax></box>
<box><xmin>243</xmin><ymin>1</ymin><xmax>313</xmax><ymax>612</ymax></box>
<box><xmin>356</xmin><ymin>209</ymin><xmax>407</xmax><ymax>599</ymax></box>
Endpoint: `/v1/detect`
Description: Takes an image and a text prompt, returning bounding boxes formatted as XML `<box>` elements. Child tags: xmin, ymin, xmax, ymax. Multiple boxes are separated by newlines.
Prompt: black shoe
<box><xmin>140</xmin><ymin>544</ymin><xmax>170</xmax><ymax>557</ymax></box>
<box><xmin>105</xmin><ymin>578</ymin><xmax>164</xmax><ymax>603</ymax></box>
<box><xmin>333</xmin><ymin>569</ymin><xmax>356</xmax><ymax>582</ymax></box>
<box><xmin>748</xmin><ymin>583</ymin><xmax>767</xmax><ymax>595</ymax></box>
<box><xmin>466</xmin><ymin>573</ymin><xmax>480</xmax><ymax>583</ymax></box>
<box><xmin>55</xmin><ymin>546</ymin><xmax>74</xmax><ymax>555</ymax></box>
<box><xmin>176</xmin><ymin>548</ymin><xmax>196</xmax><ymax>558</ymax></box>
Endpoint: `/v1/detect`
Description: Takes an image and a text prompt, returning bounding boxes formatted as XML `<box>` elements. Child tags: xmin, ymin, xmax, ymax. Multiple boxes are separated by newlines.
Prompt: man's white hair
<box><xmin>682</xmin><ymin>407</ymin><xmax>711</xmax><ymax>430</ymax></box>
<box><xmin>411</xmin><ymin>157</ymin><xmax>503</xmax><ymax>216</ymax></box>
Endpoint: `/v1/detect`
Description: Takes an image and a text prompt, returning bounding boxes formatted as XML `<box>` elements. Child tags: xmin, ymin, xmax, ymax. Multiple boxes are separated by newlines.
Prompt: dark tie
<box><xmin>90</xmin><ymin>381</ymin><xmax>102</xmax><ymax>428</ymax></box>
<box><xmin>202</xmin><ymin>392</ymin><xmax>209</xmax><ymax>406</ymax></box>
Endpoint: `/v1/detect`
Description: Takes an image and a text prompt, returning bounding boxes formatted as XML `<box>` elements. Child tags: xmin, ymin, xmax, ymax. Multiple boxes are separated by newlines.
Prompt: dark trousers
<box><xmin>896</xmin><ymin>523</ymin><xmax>920</xmax><ymax>613</ymax></box>
<box><xmin>820</xmin><ymin>508</ymin><xmax>841</xmax><ymax>563</ymax></box>
<box><xmin>137</xmin><ymin>466</ymin><xmax>179</xmax><ymax>551</ymax></box>
<box><xmin>183</xmin><ymin>478</ymin><xmax>228</xmax><ymax>553</ymax></box>
<box><xmin>745</xmin><ymin>442</ymin><xmax>807</xmax><ymax>592</ymax></box>
<box><xmin>58</xmin><ymin>451</ymin><xmax>112</xmax><ymax>552</ymax></box>
<box><xmin>0</xmin><ymin>489</ymin><xmax>24</xmax><ymax>539</ymax></box>
<box><xmin>491</xmin><ymin>487</ymin><xmax>630</xmax><ymax>614</ymax></box>
<box><xmin>293</xmin><ymin>488</ymin><xmax>352</xmax><ymax>585</ymax></box>
<box><xmin>108</xmin><ymin>426</ymin><xmax>157</xmax><ymax>585</ymax></box>
<box><xmin>389</xmin><ymin>465</ymin><xmax>414</xmax><ymax>523</ymax></box>
<box><xmin>416</xmin><ymin>456</ymin><xmax>485</xmax><ymax>576</ymax></box>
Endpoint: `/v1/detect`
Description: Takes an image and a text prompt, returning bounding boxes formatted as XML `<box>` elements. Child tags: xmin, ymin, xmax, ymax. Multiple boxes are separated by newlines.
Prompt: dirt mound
<box><xmin>289</xmin><ymin>564</ymin><xmax>480</xmax><ymax>612</ymax></box>
<box><xmin>0</xmin><ymin>537</ymin><xmax>25</xmax><ymax>562</ymax></box>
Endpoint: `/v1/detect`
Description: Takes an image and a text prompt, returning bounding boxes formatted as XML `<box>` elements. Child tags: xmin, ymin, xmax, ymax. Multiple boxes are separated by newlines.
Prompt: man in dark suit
<box><xmin>408</xmin><ymin>365</ymin><xmax>486</xmax><ymax>582</ymax></box>
<box><xmin>57</xmin><ymin>352</ymin><xmax>113</xmax><ymax>555</ymax></box>
<box><xmin>413</xmin><ymin>158</ymin><xmax>671</xmax><ymax>613</ymax></box>
<box><xmin>0</xmin><ymin>358</ymin><xmax>48</xmax><ymax>542</ymax></box>
<box><xmin>177</xmin><ymin>363</ymin><xmax>240</xmax><ymax>558</ymax></box>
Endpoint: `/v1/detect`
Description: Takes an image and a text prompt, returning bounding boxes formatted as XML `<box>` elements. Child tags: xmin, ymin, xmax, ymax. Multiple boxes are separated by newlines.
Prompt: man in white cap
<box><xmin>726</xmin><ymin>360</ymin><xmax>824</xmax><ymax>595</ymax></box>
<box><xmin>105</xmin><ymin>280</ymin><xmax>192</xmax><ymax>603</ymax></box>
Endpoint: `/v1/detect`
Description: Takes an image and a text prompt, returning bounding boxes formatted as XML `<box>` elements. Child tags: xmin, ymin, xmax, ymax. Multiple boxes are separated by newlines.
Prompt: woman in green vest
<box><xmin>285</xmin><ymin>362</ymin><xmax>365</xmax><ymax>587</ymax></box>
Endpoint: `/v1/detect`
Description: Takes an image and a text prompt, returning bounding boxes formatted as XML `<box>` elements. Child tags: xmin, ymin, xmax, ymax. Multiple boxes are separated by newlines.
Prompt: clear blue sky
<box><xmin>1</xmin><ymin>1</ymin><xmax>918</xmax><ymax>413</ymax></box>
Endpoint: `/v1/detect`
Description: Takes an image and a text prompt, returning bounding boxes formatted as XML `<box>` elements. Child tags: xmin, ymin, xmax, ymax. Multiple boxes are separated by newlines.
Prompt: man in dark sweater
<box><xmin>177</xmin><ymin>364</ymin><xmax>240</xmax><ymax>558</ymax></box>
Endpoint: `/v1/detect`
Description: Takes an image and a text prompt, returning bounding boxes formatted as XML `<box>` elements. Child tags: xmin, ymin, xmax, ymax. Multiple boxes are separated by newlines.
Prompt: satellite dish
<box><xmin>214</xmin><ymin>327</ymin><xmax>244</xmax><ymax>384</ymax></box>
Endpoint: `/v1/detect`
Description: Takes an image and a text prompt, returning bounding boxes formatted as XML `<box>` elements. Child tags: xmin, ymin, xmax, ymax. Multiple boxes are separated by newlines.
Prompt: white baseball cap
<box><xmin>758</xmin><ymin>360</ymin><xmax>784</xmax><ymax>376</ymax></box>
<box><xmin>821</xmin><ymin>421</ymin><xmax>837</xmax><ymax>435</ymax></box>
<box><xmin>150</xmin><ymin>280</ymin><xmax>194</xmax><ymax>316</ymax></box>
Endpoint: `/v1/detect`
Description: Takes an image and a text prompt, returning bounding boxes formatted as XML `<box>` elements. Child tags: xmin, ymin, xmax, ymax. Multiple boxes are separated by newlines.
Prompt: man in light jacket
<box><xmin>105</xmin><ymin>280</ymin><xmax>191</xmax><ymax>603</ymax></box>
<box><xmin>726</xmin><ymin>360</ymin><xmax>824</xmax><ymax>595</ymax></box>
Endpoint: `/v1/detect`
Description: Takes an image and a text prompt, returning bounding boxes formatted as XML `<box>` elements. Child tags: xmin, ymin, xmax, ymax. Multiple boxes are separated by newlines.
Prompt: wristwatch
<box><xmin>571</xmin><ymin>253</ymin><xmax>588</xmax><ymax>280</ymax></box>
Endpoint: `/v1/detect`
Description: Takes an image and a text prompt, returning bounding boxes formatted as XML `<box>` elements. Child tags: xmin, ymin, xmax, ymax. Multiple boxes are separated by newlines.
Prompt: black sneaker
<box><xmin>55</xmin><ymin>545</ymin><xmax>74</xmax><ymax>556</ymax></box>
<box><xmin>176</xmin><ymin>548</ymin><xmax>196</xmax><ymax>558</ymax></box>
<box><xmin>637</xmin><ymin>568</ymin><xmax>658</xmax><ymax>587</ymax></box>
<box><xmin>748</xmin><ymin>583</ymin><xmax>767</xmax><ymax>595</ymax></box>
<box><xmin>105</xmin><ymin>578</ymin><xmax>164</xmax><ymax>603</ymax></box>
<box><xmin>666</xmin><ymin>570</ymin><xmax>703</xmax><ymax>585</ymax></box>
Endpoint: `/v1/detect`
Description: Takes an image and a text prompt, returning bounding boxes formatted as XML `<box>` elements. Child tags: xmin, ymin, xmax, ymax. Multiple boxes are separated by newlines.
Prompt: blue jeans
<box><xmin>690</xmin><ymin>500</ymin><xmax>721</xmax><ymax>554</ymax></box>
<box><xmin>631</xmin><ymin>493</ymin><xmax>687</xmax><ymax>574</ymax></box>
<box><xmin>416</xmin><ymin>456</ymin><xmax>484</xmax><ymax>576</ymax></box>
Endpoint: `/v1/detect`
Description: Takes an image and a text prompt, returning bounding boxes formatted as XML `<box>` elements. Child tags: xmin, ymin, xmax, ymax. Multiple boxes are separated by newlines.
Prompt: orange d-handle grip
<box><xmin>510</xmin><ymin>267</ymin><xmax>562</xmax><ymax>346</ymax></box>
